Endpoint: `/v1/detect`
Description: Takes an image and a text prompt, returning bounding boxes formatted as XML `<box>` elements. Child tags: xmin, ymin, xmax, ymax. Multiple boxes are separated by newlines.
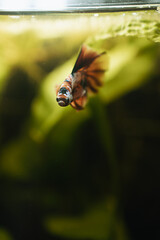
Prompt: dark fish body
<box><xmin>56</xmin><ymin>45</ymin><xmax>108</xmax><ymax>110</ymax></box>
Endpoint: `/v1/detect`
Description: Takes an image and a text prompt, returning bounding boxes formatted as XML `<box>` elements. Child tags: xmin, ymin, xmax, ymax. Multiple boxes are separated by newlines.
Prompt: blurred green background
<box><xmin>0</xmin><ymin>11</ymin><xmax>160</xmax><ymax>240</ymax></box>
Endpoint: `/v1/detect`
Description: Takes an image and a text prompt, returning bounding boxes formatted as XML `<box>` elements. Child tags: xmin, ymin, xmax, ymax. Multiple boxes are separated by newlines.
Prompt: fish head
<box><xmin>56</xmin><ymin>87</ymin><xmax>73</xmax><ymax>107</ymax></box>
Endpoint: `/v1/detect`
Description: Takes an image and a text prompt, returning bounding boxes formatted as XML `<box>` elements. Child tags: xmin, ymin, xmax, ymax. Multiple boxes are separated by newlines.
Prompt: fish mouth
<box><xmin>56</xmin><ymin>97</ymin><xmax>69</xmax><ymax>107</ymax></box>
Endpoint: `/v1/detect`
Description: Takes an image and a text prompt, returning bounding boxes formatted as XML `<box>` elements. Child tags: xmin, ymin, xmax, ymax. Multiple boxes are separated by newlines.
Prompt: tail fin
<box><xmin>85</xmin><ymin>52</ymin><xmax>109</xmax><ymax>93</ymax></box>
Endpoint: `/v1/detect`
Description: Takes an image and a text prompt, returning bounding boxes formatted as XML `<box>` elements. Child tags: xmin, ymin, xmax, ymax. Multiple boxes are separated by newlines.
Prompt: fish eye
<box><xmin>59</xmin><ymin>87</ymin><xmax>68</xmax><ymax>94</ymax></box>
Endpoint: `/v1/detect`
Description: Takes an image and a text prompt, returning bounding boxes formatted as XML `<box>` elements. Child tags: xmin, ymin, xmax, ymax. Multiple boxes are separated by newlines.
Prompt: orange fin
<box><xmin>84</xmin><ymin>51</ymin><xmax>109</xmax><ymax>93</ymax></box>
<box><xmin>72</xmin><ymin>45</ymin><xmax>103</xmax><ymax>74</ymax></box>
<box><xmin>72</xmin><ymin>45</ymin><xmax>109</xmax><ymax>93</ymax></box>
<box><xmin>70</xmin><ymin>95</ymin><xmax>87</xmax><ymax>110</ymax></box>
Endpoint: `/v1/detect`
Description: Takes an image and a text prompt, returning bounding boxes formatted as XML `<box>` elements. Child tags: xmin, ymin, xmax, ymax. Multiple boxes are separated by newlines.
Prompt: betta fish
<box><xmin>56</xmin><ymin>44</ymin><xmax>108</xmax><ymax>110</ymax></box>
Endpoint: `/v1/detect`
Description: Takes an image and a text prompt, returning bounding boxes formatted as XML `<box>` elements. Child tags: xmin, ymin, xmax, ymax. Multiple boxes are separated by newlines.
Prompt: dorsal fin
<box><xmin>71</xmin><ymin>45</ymin><xmax>103</xmax><ymax>74</ymax></box>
